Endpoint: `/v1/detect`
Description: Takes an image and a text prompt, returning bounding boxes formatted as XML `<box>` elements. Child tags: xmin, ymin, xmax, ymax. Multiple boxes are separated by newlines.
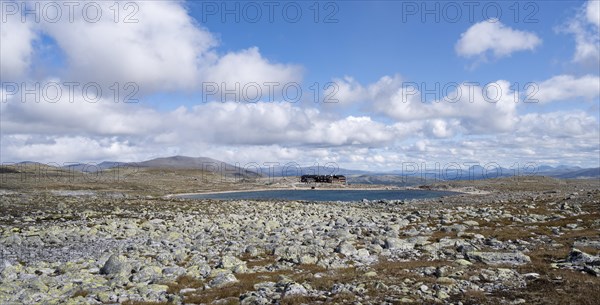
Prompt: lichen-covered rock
<box><xmin>384</xmin><ymin>238</ymin><xmax>414</xmax><ymax>251</ymax></box>
<box><xmin>210</xmin><ymin>273</ymin><xmax>238</xmax><ymax>288</ymax></box>
<box><xmin>467</xmin><ymin>251</ymin><xmax>531</xmax><ymax>266</ymax></box>
<box><xmin>100</xmin><ymin>254</ymin><xmax>131</xmax><ymax>275</ymax></box>
<box><xmin>335</xmin><ymin>241</ymin><xmax>357</xmax><ymax>256</ymax></box>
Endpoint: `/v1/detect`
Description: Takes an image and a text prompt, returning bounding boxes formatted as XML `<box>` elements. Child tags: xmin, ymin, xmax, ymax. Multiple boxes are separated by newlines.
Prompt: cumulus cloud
<box><xmin>332</xmin><ymin>75</ymin><xmax>519</xmax><ymax>135</ymax></box>
<box><xmin>2</xmin><ymin>1</ymin><xmax>302</xmax><ymax>94</ymax></box>
<box><xmin>559</xmin><ymin>0</ymin><xmax>600</xmax><ymax>67</ymax></box>
<box><xmin>1</xmin><ymin>135</ymin><xmax>140</xmax><ymax>164</ymax></box>
<box><xmin>37</xmin><ymin>1</ymin><xmax>215</xmax><ymax>91</ymax></box>
<box><xmin>202</xmin><ymin>47</ymin><xmax>303</xmax><ymax>101</ymax></box>
<box><xmin>455</xmin><ymin>19</ymin><xmax>541</xmax><ymax>58</ymax></box>
<box><xmin>517</xmin><ymin>111</ymin><xmax>599</xmax><ymax>138</ymax></box>
<box><xmin>0</xmin><ymin>8</ymin><xmax>37</xmax><ymax>80</ymax></box>
<box><xmin>532</xmin><ymin>74</ymin><xmax>600</xmax><ymax>103</ymax></box>
<box><xmin>0</xmin><ymin>82</ymin><xmax>404</xmax><ymax>156</ymax></box>
<box><xmin>587</xmin><ymin>0</ymin><xmax>600</xmax><ymax>28</ymax></box>
<box><xmin>2</xmin><ymin>105</ymin><xmax>598</xmax><ymax>168</ymax></box>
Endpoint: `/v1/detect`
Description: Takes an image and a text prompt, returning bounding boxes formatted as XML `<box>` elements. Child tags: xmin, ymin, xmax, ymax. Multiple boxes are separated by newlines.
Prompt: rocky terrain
<box><xmin>0</xmin><ymin>176</ymin><xmax>599</xmax><ymax>305</ymax></box>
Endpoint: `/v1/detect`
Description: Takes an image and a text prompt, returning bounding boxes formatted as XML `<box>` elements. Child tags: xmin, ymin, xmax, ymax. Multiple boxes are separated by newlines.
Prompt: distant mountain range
<box><xmin>7</xmin><ymin>156</ymin><xmax>599</xmax><ymax>184</ymax></box>
<box><xmin>57</xmin><ymin>156</ymin><xmax>259</xmax><ymax>179</ymax></box>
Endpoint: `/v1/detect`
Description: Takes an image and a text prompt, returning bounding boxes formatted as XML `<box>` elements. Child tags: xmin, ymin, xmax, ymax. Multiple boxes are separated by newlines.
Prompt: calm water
<box><xmin>181</xmin><ymin>189</ymin><xmax>457</xmax><ymax>202</ymax></box>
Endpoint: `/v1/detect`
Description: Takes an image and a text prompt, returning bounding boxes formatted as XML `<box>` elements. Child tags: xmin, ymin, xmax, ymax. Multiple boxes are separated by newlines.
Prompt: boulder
<box><xmin>100</xmin><ymin>254</ymin><xmax>131</xmax><ymax>275</ymax></box>
<box><xmin>384</xmin><ymin>238</ymin><xmax>414</xmax><ymax>251</ymax></box>
<box><xmin>467</xmin><ymin>251</ymin><xmax>531</xmax><ymax>266</ymax></box>
<box><xmin>210</xmin><ymin>273</ymin><xmax>238</xmax><ymax>288</ymax></box>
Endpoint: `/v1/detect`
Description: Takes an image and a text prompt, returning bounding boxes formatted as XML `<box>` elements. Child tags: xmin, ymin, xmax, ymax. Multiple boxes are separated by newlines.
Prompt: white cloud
<box><xmin>533</xmin><ymin>74</ymin><xmax>600</xmax><ymax>103</ymax></box>
<box><xmin>517</xmin><ymin>111</ymin><xmax>599</xmax><ymax>138</ymax></box>
<box><xmin>455</xmin><ymin>19</ymin><xmax>541</xmax><ymax>58</ymax></box>
<box><xmin>0</xmin><ymin>9</ymin><xmax>36</xmax><ymax>80</ymax></box>
<box><xmin>2</xmin><ymin>108</ymin><xmax>598</xmax><ymax>168</ymax></box>
<box><xmin>39</xmin><ymin>1</ymin><xmax>215</xmax><ymax>91</ymax></box>
<box><xmin>202</xmin><ymin>47</ymin><xmax>303</xmax><ymax>100</ymax></box>
<box><xmin>3</xmin><ymin>1</ymin><xmax>302</xmax><ymax>94</ymax></box>
<box><xmin>326</xmin><ymin>76</ymin><xmax>366</xmax><ymax>106</ymax></box>
<box><xmin>333</xmin><ymin>75</ymin><xmax>519</xmax><ymax>135</ymax></box>
<box><xmin>586</xmin><ymin>0</ymin><xmax>600</xmax><ymax>29</ymax></box>
<box><xmin>1</xmin><ymin>135</ymin><xmax>140</xmax><ymax>163</ymax></box>
<box><xmin>0</xmin><ymin>82</ymin><xmax>403</xmax><ymax>151</ymax></box>
<box><xmin>560</xmin><ymin>0</ymin><xmax>600</xmax><ymax>67</ymax></box>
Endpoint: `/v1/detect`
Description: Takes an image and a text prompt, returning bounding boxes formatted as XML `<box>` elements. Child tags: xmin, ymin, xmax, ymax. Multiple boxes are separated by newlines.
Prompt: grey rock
<box><xmin>299</xmin><ymin>254</ymin><xmax>318</xmax><ymax>265</ymax></box>
<box><xmin>566</xmin><ymin>249</ymin><xmax>600</xmax><ymax>265</ymax></box>
<box><xmin>210</xmin><ymin>273</ymin><xmax>238</xmax><ymax>288</ymax></box>
<box><xmin>162</xmin><ymin>266</ymin><xmax>187</xmax><ymax>277</ymax></box>
<box><xmin>132</xmin><ymin>265</ymin><xmax>163</xmax><ymax>283</ymax></box>
<box><xmin>0</xmin><ymin>259</ymin><xmax>12</xmax><ymax>273</ymax></box>
<box><xmin>219</xmin><ymin>255</ymin><xmax>246</xmax><ymax>270</ymax></box>
<box><xmin>467</xmin><ymin>251</ymin><xmax>531</xmax><ymax>265</ymax></box>
<box><xmin>384</xmin><ymin>238</ymin><xmax>414</xmax><ymax>251</ymax></box>
<box><xmin>274</xmin><ymin>246</ymin><xmax>303</xmax><ymax>263</ymax></box>
<box><xmin>574</xmin><ymin>240</ymin><xmax>600</xmax><ymax>249</ymax></box>
<box><xmin>335</xmin><ymin>241</ymin><xmax>357</xmax><ymax>256</ymax></box>
<box><xmin>187</xmin><ymin>263</ymin><xmax>212</xmax><ymax>278</ymax></box>
<box><xmin>463</xmin><ymin>220</ymin><xmax>480</xmax><ymax>226</ymax></box>
<box><xmin>241</xmin><ymin>294</ymin><xmax>270</xmax><ymax>305</ymax></box>
<box><xmin>284</xmin><ymin>283</ymin><xmax>308</xmax><ymax>296</ymax></box>
<box><xmin>100</xmin><ymin>254</ymin><xmax>131</xmax><ymax>275</ymax></box>
<box><xmin>245</xmin><ymin>245</ymin><xmax>261</xmax><ymax>257</ymax></box>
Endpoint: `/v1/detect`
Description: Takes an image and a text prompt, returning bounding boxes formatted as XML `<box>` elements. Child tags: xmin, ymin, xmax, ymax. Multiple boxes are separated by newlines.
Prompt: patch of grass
<box><xmin>449</xmin><ymin>289</ymin><xmax>490</xmax><ymax>305</ymax></box>
<box><xmin>165</xmin><ymin>275</ymin><xmax>205</xmax><ymax>294</ymax></box>
<box><xmin>293</xmin><ymin>265</ymin><xmax>357</xmax><ymax>291</ymax></box>
<box><xmin>297</xmin><ymin>263</ymin><xmax>327</xmax><ymax>274</ymax></box>
<box><xmin>518</xmin><ymin>246</ymin><xmax>570</xmax><ymax>274</ymax></box>
<box><xmin>535</xmin><ymin>212</ymin><xmax>600</xmax><ymax>228</ymax></box>
<box><xmin>182</xmin><ymin>270</ymin><xmax>293</xmax><ymax>304</ymax></box>
<box><xmin>244</xmin><ymin>255</ymin><xmax>278</xmax><ymax>268</ymax></box>
<box><xmin>280</xmin><ymin>295</ymin><xmax>315</xmax><ymax>305</ymax></box>
<box><xmin>329</xmin><ymin>291</ymin><xmax>357</xmax><ymax>303</ymax></box>
<box><xmin>496</xmin><ymin>269</ymin><xmax>600</xmax><ymax>305</ymax></box>
<box><xmin>372</xmin><ymin>258</ymin><xmax>448</xmax><ymax>273</ymax></box>
<box><xmin>472</xmin><ymin>225</ymin><xmax>551</xmax><ymax>241</ymax></box>
<box><xmin>71</xmin><ymin>290</ymin><xmax>89</xmax><ymax>298</ymax></box>
<box><xmin>429</xmin><ymin>230</ymin><xmax>458</xmax><ymax>241</ymax></box>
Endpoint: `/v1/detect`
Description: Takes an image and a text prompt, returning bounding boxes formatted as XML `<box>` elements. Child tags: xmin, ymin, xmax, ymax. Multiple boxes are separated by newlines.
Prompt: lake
<box><xmin>180</xmin><ymin>189</ymin><xmax>457</xmax><ymax>202</ymax></box>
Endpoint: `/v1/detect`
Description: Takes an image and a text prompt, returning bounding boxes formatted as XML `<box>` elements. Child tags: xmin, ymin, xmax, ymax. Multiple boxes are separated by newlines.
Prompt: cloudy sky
<box><xmin>1</xmin><ymin>0</ymin><xmax>599</xmax><ymax>171</ymax></box>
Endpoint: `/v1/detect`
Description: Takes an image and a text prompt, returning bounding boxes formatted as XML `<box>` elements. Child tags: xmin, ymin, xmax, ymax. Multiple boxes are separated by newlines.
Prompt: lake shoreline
<box><xmin>174</xmin><ymin>188</ymin><xmax>462</xmax><ymax>202</ymax></box>
<box><xmin>166</xmin><ymin>185</ymin><xmax>484</xmax><ymax>199</ymax></box>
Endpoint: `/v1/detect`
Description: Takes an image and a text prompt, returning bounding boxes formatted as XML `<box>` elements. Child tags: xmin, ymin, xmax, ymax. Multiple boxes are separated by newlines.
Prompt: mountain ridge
<box><xmin>4</xmin><ymin>156</ymin><xmax>597</xmax><ymax>181</ymax></box>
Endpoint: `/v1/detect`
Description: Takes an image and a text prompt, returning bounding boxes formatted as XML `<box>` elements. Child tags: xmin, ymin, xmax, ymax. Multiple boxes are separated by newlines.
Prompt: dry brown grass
<box><xmin>241</xmin><ymin>254</ymin><xmax>278</xmax><ymax>268</ymax></box>
<box><xmin>294</xmin><ymin>265</ymin><xmax>356</xmax><ymax>291</ymax></box>
<box><xmin>181</xmin><ymin>270</ymin><xmax>293</xmax><ymax>304</ymax></box>
<box><xmin>496</xmin><ymin>270</ymin><xmax>600</xmax><ymax>305</ymax></box>
<box><xmin>165</xmin><ymin>275</ymin><xmax>205</xmax><ymax>294</ymax></box>
<box><xmin>71</xmin><ymin>290</ymin><xmax>89</xmax><ymax>298</ymax></box>
<box><xmin>429</xmin><ymin>230</ymin><xmax>458</xmax><ymax>241</ymax></box>
<box><xmin>0</xmin><ymin>165</ymin><xmax>261</xmax><ymax>196</ymax></box>
<box><xmin>279</xmin><ymin>295</ymin><xmax>314</xmax><ymax>305</ymax></box>
<box><xmin>461</xmin><ymin>227</ymin><xmax>600</xmax><ymax>304</ymax></box>
<box><xmin>372</xmin><ymin>258</ymin><xmax>448</xmax><ymax>276</ymax></box>
<box><xmin>448</xmin><ymin>289</ymin><xmax>491</xmax><ymax>305</ymax></box>
<box><xmin>472</xmin><ymin>225</ymin><xmax>551</xmax><ymax>241</ymax></box>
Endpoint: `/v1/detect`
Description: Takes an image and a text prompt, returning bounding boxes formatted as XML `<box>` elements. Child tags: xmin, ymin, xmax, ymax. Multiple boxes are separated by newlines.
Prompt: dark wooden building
<box><xmin>300</xmin><ymin>175</ymin><xmax>346</xmax><ymax>184</ymax></box>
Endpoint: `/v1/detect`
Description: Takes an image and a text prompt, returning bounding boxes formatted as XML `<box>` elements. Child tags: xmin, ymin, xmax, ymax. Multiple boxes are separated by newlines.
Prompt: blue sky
<box><xmin>192</xmin><ymin>1</ymin><xmax>578</xmax><ymax>83</ymax></box>
<box><xmin>1</xmin><ymin>0</ymin><xmax>599</xmax><ymax>171</ymax></box>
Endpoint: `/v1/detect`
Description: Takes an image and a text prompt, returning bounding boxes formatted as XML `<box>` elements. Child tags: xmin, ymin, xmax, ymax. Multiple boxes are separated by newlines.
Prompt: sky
<box><xmin>1</xmin><ymin>0</ymin><xmax>599</xmax><ymax>172</ymax></box>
